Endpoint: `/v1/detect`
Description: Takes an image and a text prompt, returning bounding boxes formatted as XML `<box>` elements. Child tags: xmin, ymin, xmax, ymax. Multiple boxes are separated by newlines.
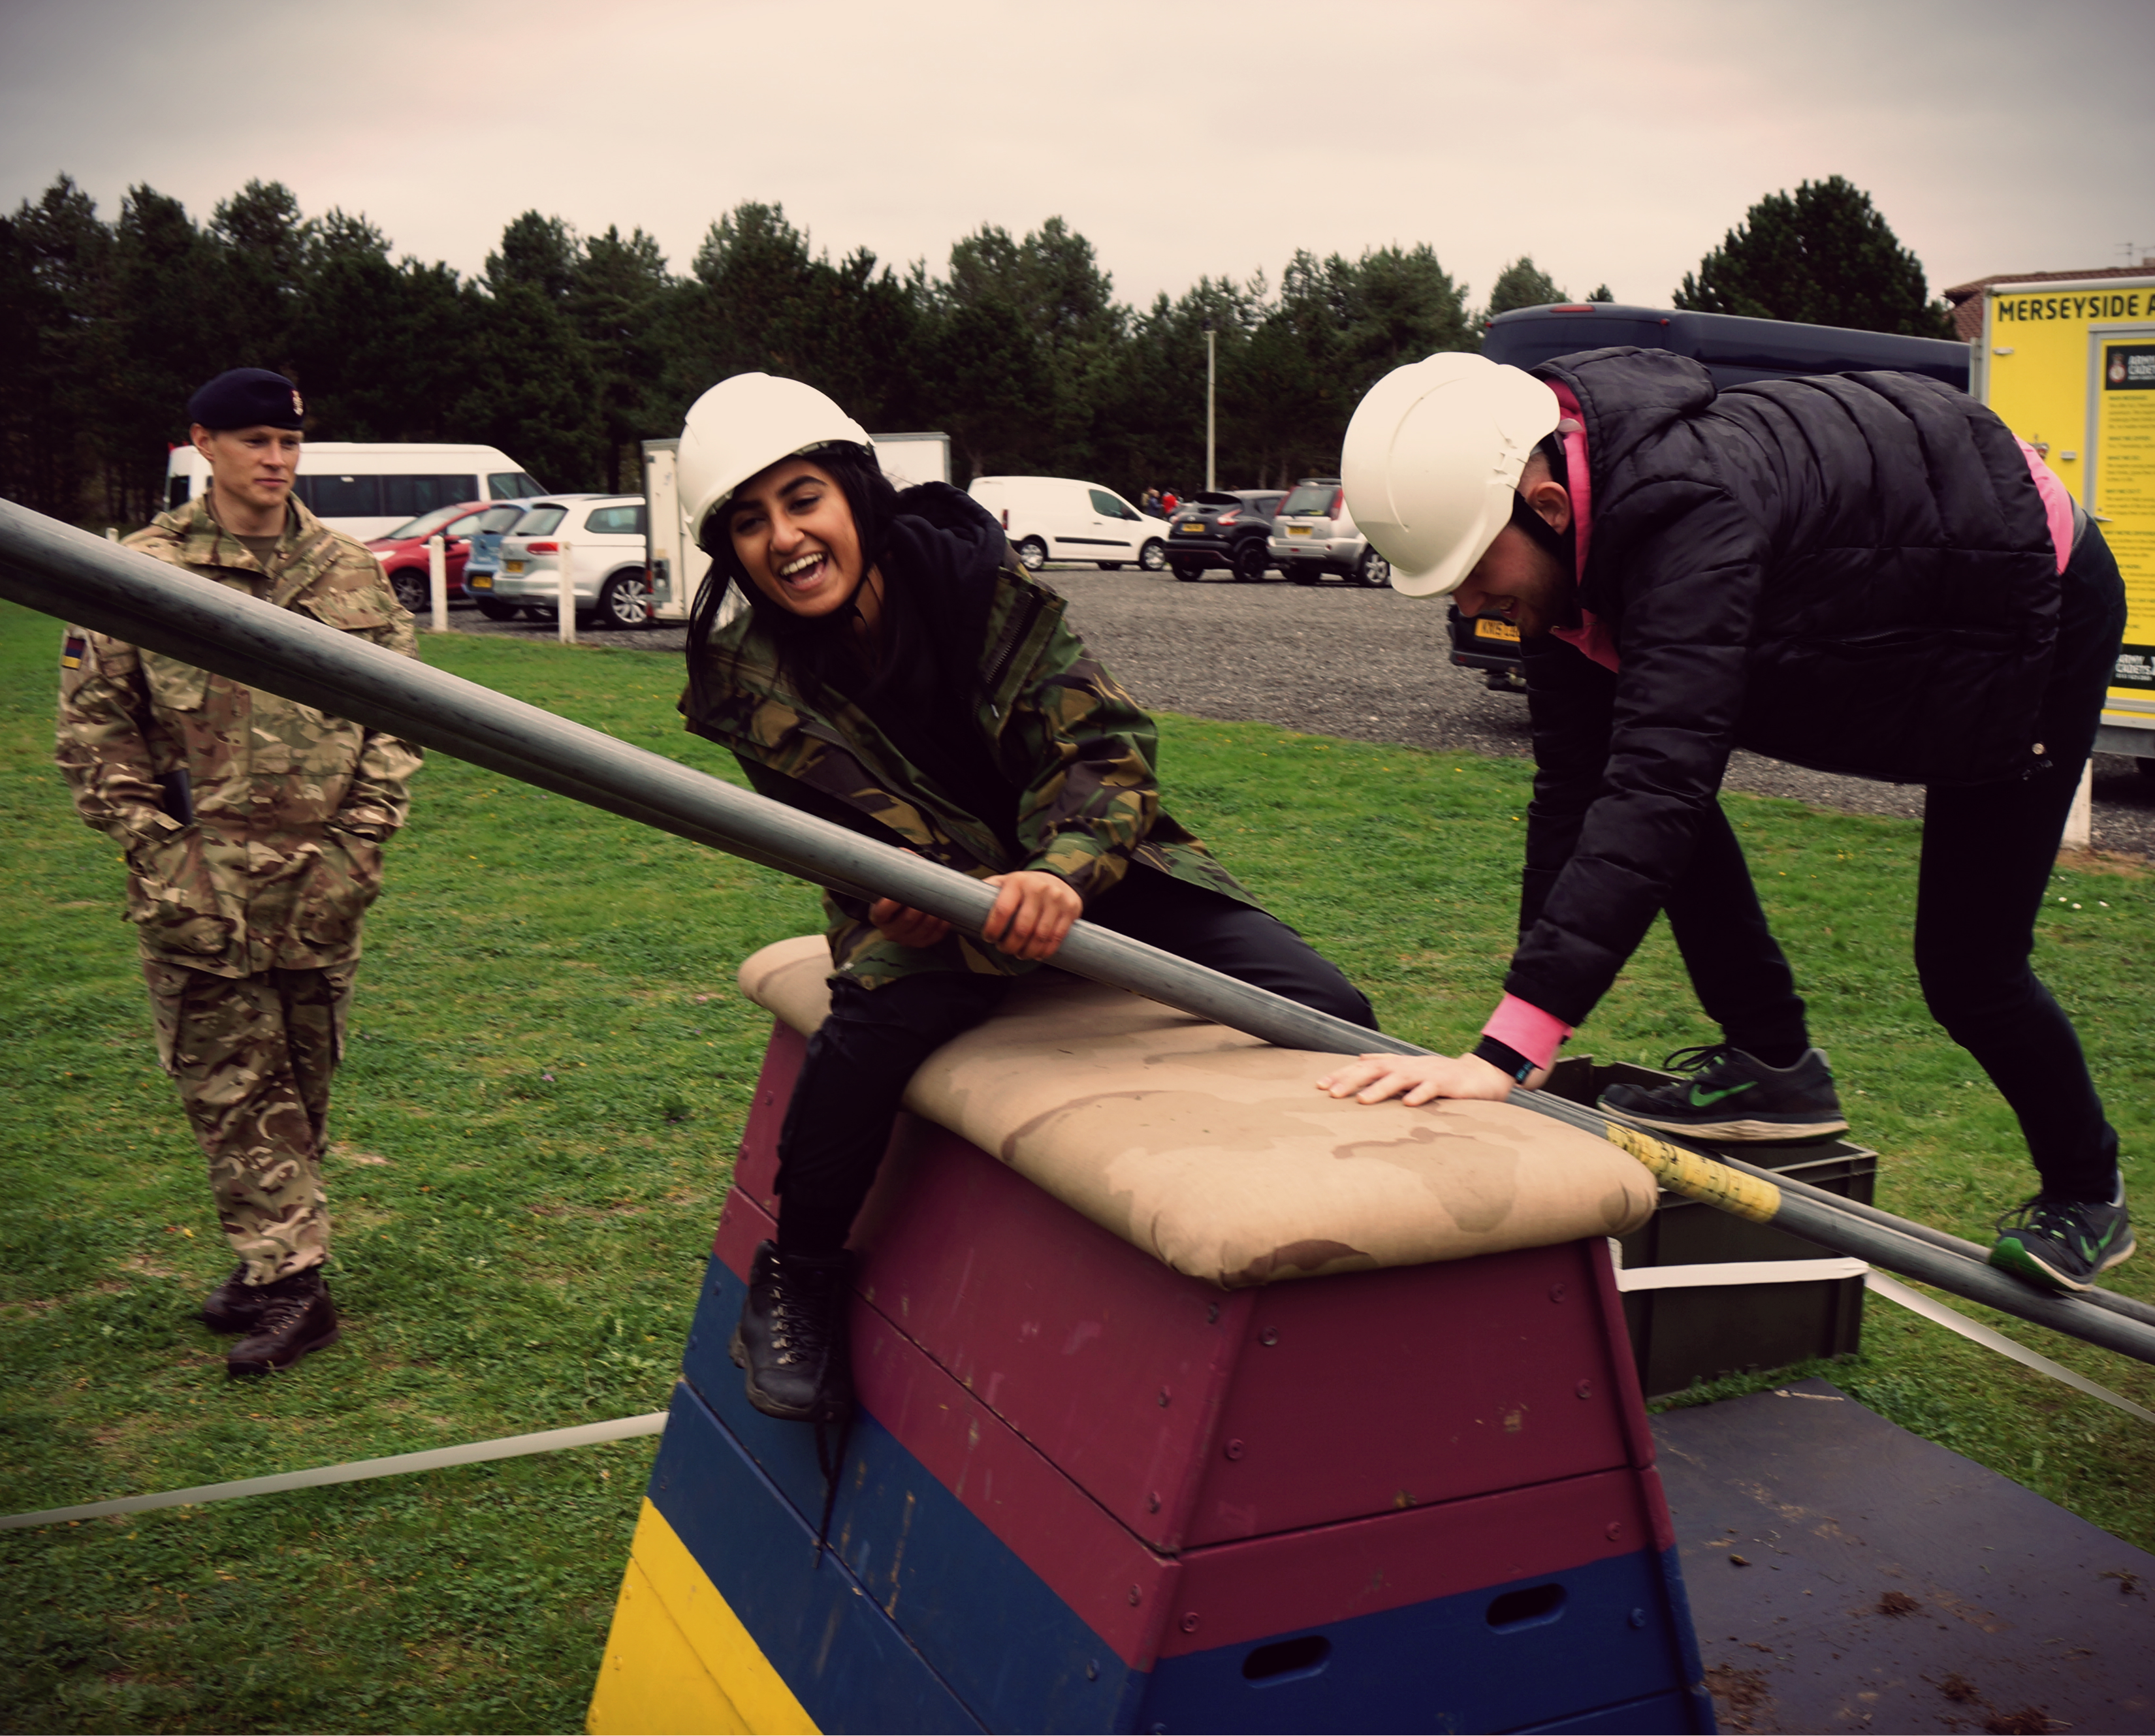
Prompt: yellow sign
<box><xmin>1983</xmin><ymin>278</ymin><xmax>2155</xmax><ymax>710</ymax></box>
<box><xmin>2096</xmin><ymin>339</ymin><xmax>2155</xmax><ymax>697</ymax></box>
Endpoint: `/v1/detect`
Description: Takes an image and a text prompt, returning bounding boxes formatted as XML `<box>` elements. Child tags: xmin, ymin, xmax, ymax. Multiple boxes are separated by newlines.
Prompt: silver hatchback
<box><xmin>1268</xmin><ymin>476</ymin><xmax>1392</xmax><ymax>588</ymax></box>
<box><xmin>485</xmin><ymin>497</ymin><xmax>654</xmax><ymax>629</ymax></box>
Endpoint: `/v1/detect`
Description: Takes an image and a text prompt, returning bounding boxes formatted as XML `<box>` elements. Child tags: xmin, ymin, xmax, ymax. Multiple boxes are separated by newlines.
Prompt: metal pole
<box><xmin>1517</xmin><ymin>1089</ymin><xmax>2155</xmax><ymax>1366</ymax></box>
<box><xmin>556</xmin><ymin>540</ymin><xmax>575</xmax><ymax>645</ymax></box>
<box><xmin>1204</xmin><ymin>320</ymin><xmax>1217</xmax><ymax>494</ymax></box>
<box><xmin>426</xmin><ymin>535</ymin><xmax>448</xmax><ymax>634</ymax></box>
<box><xmin>5</xmin><ymin>497</ymin><xmax>2154</xmax><ymax>1366</ymax></box>
<box><xmin>2064</xmin><ymin>761</ymin><xmax>2093</xmax><ymax>851</ymax></box>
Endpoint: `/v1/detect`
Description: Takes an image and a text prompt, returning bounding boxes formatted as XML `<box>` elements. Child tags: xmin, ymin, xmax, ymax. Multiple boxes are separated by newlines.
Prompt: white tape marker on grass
<box><xmin>1866</xmin><ymin>1270</ymin><xmax>2155</xmax><ymax>1425</ymax></box>
<box><xmin>0</xmin><ymin>1410</ymin><xmax>668</xmax><ymax>1532</ymax></box>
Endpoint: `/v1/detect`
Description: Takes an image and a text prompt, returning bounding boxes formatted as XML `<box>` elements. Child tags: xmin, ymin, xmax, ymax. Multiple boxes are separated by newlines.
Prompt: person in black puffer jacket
<box><xmin>1317</xmin><ymin>348</ymin><xmax>2131</xmax><ymax>1297</ymax></box>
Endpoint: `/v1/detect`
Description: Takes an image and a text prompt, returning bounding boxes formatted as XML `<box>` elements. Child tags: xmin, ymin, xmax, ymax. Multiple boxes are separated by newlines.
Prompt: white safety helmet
<box><xmin>677</xmin><ymin>372</ymin><xmax>875</xmax><ymax>550</ymax></box>
<box><xmin>1341</xmin><ymin>352</ymin><xmax>1562</xmax><ymax>597</ymax></box>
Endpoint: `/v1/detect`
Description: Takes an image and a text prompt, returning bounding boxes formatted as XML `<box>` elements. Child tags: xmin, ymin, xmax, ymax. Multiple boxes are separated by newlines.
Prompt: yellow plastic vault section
<box><xmin>587</xmin><ymin>1498</ymin><xmax>819</xmax><ymax>1736</ymax></box>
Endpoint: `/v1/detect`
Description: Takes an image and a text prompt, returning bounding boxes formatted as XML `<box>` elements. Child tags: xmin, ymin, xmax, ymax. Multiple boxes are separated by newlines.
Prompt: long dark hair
<box><xmin>683</xmin><ymin>444</ymin><xmax>913</xmax><ymax>724</ymax></box>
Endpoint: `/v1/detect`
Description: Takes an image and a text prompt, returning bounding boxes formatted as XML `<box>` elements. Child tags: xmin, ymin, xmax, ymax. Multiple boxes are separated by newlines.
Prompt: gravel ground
<box><xmin>440</xmin><ymin>569</ymin><xmax>2155</xmax><ymax>859</ymax></box>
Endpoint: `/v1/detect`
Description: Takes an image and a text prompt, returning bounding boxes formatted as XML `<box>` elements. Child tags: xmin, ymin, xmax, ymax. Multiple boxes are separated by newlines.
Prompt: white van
<box><xmin>163</xmin><ymin>441</ymin><xmax>545</xmax><ymax>541</ymax></box>
<box><xmin>967</xmin><ymin>477</ymin><xmax>1172</xmax><ymax>573</ymax></box>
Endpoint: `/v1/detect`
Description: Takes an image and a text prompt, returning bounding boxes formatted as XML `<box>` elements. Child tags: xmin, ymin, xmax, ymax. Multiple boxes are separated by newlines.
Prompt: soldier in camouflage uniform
<box><xmin>673</xmin><ymin>373</ymin><xmax>1375</xmax><ymax>1427</ymax></box>
<box><xmin>55</xmin><ymin>368</ymin><xmax>423</xmax><ymax>1376</ymax></box>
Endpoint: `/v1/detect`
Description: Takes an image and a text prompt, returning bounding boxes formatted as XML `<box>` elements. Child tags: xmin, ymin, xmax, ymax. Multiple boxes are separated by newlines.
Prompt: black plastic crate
<box><xmin>1542</xmin><ymin>1056</ymin><xmax>1876</xmax><ymax>1399</ymax></box>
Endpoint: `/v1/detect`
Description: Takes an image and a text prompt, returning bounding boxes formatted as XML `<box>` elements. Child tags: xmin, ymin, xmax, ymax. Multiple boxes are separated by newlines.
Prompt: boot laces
<box><xmin>253</xmin><ymin>1292</ymin><xmax>313</xmax><ymax>1337</ymax></box>
<box><xmin>769</xmin><ymin>1270</ymin><xmax>839</xmax><ymax>1368</ymax></box>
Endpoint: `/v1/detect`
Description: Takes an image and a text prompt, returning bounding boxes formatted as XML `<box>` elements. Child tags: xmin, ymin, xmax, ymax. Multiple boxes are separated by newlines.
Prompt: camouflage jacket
<box><xmin>684</xmin><ymin>500</ymin><xmax>1253</xmax><ymax>987</ymax></box>
<box><xmin>56</xmin><ymin>494</ymin><xmax>424</xmax><ymax>977</ymax></box>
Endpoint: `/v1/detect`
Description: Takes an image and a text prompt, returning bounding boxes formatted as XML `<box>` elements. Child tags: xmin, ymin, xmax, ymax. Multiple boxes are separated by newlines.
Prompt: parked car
<box><xmin>1268</xmin><ymin>477</ymin><xmax>1392</xmax><ymax>586</ymax></box>
<box><xmin>365</xmin><ymin>500</ymin><xmax>524</xmax><ymax>612</ymax></box>
<box><xmin>482</xmin><ymin>497</ymin><xmax>654</xmax><ymax>629</ymax></box>
<box><xmin>1166</xmin><ymin>490</ymin><xmax>1287</xmax><ymax>582</ymax></box>
<box><xmin>1445</xmin><ymin>608</ymin><xmax>1529</xmax><ymax>691</ymax></box>
<box><xmin>967</xmin><ymin>476</ymin><xmax>1172</xmax><ymax>572</ymax></box>
<box><xmin>461</xmin><ymin>494</ymin><xmax>597</xmax><ymax>610</ymax></box>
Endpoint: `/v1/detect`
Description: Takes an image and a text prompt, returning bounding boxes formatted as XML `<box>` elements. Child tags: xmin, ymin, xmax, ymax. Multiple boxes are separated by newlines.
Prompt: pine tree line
<box><xmin>1</xmin><ymin>171</ymin><xmax>1949</xmax><ymax>529</ymax></box>
<box><xmin>1</xmin><ymin>178</ymin><xmax>1497</xmax><ymax>526</ymax></box>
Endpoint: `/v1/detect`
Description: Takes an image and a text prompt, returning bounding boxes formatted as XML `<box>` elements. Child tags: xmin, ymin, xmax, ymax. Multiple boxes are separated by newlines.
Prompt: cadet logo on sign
<box><xmin>2105</xmin><ymin>345</ymin><xmax>2155</xmax><ymax>390</ymax></box>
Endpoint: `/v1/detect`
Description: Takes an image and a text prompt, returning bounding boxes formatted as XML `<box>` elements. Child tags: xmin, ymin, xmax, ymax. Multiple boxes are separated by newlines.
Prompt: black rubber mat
<box><xmin>1651</xmin><ymin>1378</ymin><xmax>2154</xmax><ymax>1733</ymax></box>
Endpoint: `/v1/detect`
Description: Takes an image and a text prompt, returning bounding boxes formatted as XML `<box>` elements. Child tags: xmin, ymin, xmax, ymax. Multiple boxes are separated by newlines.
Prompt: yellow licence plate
<box><xmin>1475</xmin><ymin>618</ymin><xmax>1521</xmax><ymax>642</ymax></box>
<box><xmin>504</xmin><ymin>560</ymin><xmax>525</xmax><ymax>575</ymax></box>
<box><xmin>470</xmin><ymin>573</ymin><xmax>492</xmax><ymax>589</ymax></box>
<box><xmin>1285</xmin><ymin>524</ymin><xmax>1312</xmax><ymax>537</ymax></box>
<box><xmin>1178</xmin><ymin>523</ymin><xmax>1205</xmax><ymax>533</ymax></box>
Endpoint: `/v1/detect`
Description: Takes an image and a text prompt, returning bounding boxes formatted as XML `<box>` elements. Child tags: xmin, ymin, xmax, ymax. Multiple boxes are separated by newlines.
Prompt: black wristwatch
<box><xmin>1471</xmin><ymin>1035</ymin><xmax>1537</xmax><ymax>1083</ymax></box>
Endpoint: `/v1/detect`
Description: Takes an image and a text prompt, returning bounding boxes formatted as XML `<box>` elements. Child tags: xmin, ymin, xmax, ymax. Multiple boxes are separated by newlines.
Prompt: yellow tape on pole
<box><xmin>1602</xmin><ymin>1121</ymin><xmax>1783</xmax><ymax>1224</ymax></box>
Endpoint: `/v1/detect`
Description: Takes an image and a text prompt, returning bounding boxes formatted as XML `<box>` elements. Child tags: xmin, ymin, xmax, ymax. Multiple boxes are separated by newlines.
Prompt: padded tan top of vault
<box><xmin>740</xmin><ymin>936</ymin><xmax>1655</xmax><ymax>1289</ymax></box>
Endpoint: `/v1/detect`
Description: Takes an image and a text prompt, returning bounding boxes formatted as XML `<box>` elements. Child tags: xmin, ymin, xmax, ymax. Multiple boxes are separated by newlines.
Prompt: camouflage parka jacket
<box><xmin>56</xmin><ymin>494</ymin><xmax>424</xmax><ymax>977</ymax></box>
<box><xmin>682</xmin><ymin>484</ymin><xmax>1254</xmax><ymax>987</ymax></box>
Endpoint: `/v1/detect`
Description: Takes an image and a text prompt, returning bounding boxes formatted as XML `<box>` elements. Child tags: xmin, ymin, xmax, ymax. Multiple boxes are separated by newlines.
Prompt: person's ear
<box><xmin>1524</xmin><ymin>476</ymin><xmax>1571</xmax><ymax>535</ymax></box>
<box><xmin>190</xmin><ymin>424</ymin><xmax>216</xmax><ymax>461</ymax></box>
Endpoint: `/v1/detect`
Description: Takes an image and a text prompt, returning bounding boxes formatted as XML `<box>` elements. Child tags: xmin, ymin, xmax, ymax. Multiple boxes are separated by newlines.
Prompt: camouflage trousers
<box><xmin>144</xmin><ymin>958</ymin><xmax>355</xmax><ymax>1284</ymax></box>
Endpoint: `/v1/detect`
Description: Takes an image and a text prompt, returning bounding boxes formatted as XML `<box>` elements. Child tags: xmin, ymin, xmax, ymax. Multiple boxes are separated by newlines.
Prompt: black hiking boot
<box><xmin>227</xmin><ymin>1269</ymin><xmax>340</xmax><ymax>1377</ymax></box>
<box><xmin>1600</xmin><ymin>1043</ymin><xmax>1848</xmax><ymax>1141</ymax></box>
<box><xmin>728</xmin><ymin>1240</ymin><xmax>854</xmax><ymax>1423</ymax></box>
<box><xmin>1991</xmin><ymin>1186</ymin><xmax>2135</xmax><ymax>1294</ymax></box>
<box><xmin>200</xmin><ymin>1265</ymin><xmax>266</xmax><ymax>1334</ymax></box>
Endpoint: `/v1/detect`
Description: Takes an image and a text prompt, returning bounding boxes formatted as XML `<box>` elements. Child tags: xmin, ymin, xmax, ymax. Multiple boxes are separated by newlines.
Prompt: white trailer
<box><xmin>643</xmin><ymin>431</ymin><xmax>952</xmax><ymax>624</ymax></box>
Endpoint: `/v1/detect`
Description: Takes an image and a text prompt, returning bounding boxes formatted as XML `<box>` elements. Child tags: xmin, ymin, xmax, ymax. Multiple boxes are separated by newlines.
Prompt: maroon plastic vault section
<box><xmin>641</xmin><ymin>1018</ymin><xmax>1716</xmax><ymax>1732</ymax></box>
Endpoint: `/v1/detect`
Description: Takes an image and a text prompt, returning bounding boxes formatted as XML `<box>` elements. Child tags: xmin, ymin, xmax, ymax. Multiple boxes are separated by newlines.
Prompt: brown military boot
<box><xmin>227</xmin><ymin>1269</ymin><xmax>340</xmax><ymax>1377</ymax></box>
<box><xmin>200</xmin><ymin>1265</ymin><xmax>266</xmax><ymax>1333</ymax></box>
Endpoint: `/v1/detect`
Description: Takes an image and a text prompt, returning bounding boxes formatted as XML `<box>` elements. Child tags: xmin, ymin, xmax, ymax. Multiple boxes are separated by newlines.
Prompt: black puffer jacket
<box><xmin>1508</xmin><ymin>347</ymin><xmax>2059</xmax><ymax>1026</ymax></box>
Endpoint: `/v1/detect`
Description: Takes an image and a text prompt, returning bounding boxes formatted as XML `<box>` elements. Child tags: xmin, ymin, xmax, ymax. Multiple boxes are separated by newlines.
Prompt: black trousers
<box><xmin>1668</xmin><ymin>525</ymin><xmax>2126</xmax><ymax>1199</ymax></box>
<box><xmin>772</xmin><ymin>868</ymin><xmax>1377</xmax><ymax>1247</ymax></box>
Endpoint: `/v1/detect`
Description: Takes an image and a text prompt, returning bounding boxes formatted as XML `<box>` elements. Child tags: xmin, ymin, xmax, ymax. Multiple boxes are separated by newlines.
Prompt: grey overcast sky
<box><xmin>3</xmin><ymin>0</ymin><xmax>2151</xmax><ymax>311</ymax></box>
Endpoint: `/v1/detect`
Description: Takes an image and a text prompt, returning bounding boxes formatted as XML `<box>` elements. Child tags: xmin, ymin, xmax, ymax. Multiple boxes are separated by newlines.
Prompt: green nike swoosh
<box><xmin>2077</xmin><ymin>1223</ymin><xmax>2120</xmax><ymax>1261</ymax></box>
<box><xmin>1688</xmin><ymin>1079</ymin><xmax>1759</xmax><ymax>1107</ymax></box>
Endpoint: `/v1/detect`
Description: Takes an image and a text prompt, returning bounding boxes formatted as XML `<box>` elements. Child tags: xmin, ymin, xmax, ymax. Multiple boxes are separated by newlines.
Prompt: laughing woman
<box><xmin>677</xmin><ymin>373</ymin><xmax>1377</xmax><ymax>1426</ymax></box>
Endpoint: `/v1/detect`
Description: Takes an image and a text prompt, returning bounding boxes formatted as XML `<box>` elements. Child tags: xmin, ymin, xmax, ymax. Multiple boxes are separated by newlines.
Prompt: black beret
<box><xmin>187</xmin><ymin>368</ymin><xmax>306</xmax><ymax>432</ymax></box>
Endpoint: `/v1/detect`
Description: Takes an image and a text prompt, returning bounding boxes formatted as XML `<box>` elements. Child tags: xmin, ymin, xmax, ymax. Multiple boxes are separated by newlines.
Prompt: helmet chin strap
<box><xmin>1509</xmin><ymin>487</ymin><xmax>1573</xmax><ymax>566</ymax></box>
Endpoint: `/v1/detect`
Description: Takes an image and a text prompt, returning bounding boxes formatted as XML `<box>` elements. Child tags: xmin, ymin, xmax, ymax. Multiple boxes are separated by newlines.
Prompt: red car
<box><xmin>364</xmin><ymin>500</ymin><xmax>527</xmax><ymax>612</ymax></box>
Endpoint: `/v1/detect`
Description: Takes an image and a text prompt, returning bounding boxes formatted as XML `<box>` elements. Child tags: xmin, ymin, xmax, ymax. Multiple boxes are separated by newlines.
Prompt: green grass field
<box><xmin>2</xmin><ymin>599</ymin><xmax>2150</xmax><ymax>1733</ymax></box>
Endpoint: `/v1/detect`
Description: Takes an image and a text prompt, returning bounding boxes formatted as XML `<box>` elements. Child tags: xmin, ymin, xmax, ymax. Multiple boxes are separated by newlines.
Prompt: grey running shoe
<box><xmin>1599</xmin><ymin>1044</ymin><xmax>1849</xmax><ymax>1141</ymax></box>
<box><xmin>1990</xmin><ymin>1186</ymin><xmax>2134</xmax><ymax>1293</ymax></box>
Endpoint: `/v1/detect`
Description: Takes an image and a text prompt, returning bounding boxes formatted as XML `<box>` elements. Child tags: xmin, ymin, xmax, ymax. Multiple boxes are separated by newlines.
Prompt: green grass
<box><xmin>1</xmin><ymin>599</ymin><xmax>2150</xmax><ymax>1731</ymax></box>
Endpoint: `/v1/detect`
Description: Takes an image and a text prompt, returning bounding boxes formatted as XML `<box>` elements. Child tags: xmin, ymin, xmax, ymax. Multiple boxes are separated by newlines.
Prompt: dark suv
<box><xmin>1451</xmin><ymin>302</ymin><xmax>1977</xmax><ymax>689</ymax></box>
<box><xmin>1166</xmin><ymin>490</ymin><xmax>1287</xmax><ymax>582</ymax></box>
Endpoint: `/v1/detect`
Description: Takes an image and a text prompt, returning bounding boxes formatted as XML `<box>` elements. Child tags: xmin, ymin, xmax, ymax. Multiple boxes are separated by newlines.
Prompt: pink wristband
<box><xmin>1480</xmin><ymin>994</ymin><xmax>1572</xmax><ymax>1072</ymax></box>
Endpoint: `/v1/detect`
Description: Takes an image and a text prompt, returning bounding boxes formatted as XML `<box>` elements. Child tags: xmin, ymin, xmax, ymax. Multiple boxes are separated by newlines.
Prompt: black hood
<box><xmin>1531</xmin><ymin>346</ymin><xmax>1717</xmax><ymax>481</ymax></box>
<box><xmin>878</xmin><ymin>482</ymin><xmax>1011</xmax><ymax>662</ymax></box>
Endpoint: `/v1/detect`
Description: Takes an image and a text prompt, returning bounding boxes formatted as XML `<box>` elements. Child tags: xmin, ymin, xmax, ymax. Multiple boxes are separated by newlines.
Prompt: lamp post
<box><xmin>1202</xmin><ymin>316</ymin><xmax>1217</xmax><ymax>493</ymax></box>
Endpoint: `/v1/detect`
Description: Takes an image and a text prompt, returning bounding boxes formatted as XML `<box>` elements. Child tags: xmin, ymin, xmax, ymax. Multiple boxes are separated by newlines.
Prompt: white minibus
<box><xmin>163</xmin><ymin>441</ymin><xmax>546</xmax><ymax>541</ymax></box>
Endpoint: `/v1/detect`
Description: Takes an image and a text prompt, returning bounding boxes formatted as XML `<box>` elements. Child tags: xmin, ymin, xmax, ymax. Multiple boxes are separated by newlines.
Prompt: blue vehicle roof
<box><xmin>1480</xmin><ymin>302</ymin><xmax>1970</xmax><ymax>392</ymax></box>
